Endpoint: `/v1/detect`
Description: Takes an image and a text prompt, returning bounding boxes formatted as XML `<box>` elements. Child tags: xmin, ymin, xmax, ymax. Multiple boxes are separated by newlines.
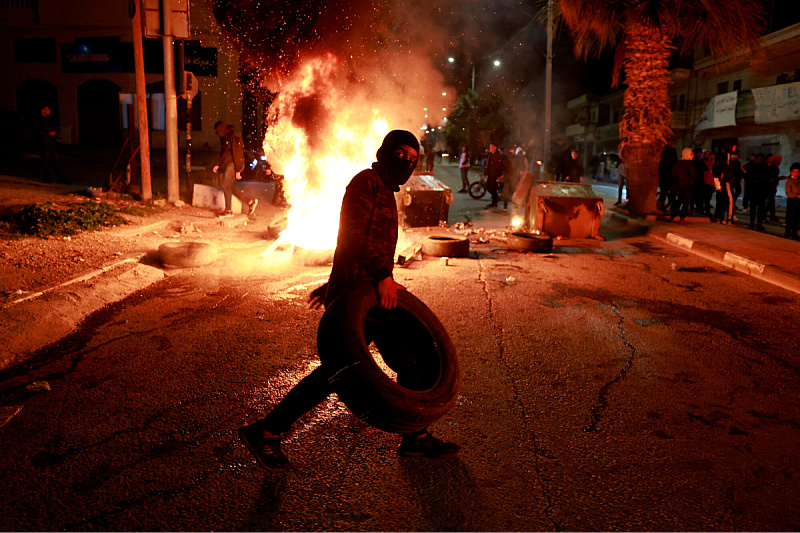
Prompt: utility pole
<box><xmin>130</xmin><ymin>0</ymin><xmax>152</xmax><ymax>201</ymax></box>
<box><xmin>162</xmin><ymin>0</ymin><xmax>180</xmax><ymax>204</ymax></box>
<box><xmin>544</xmin><ymin>0</ymin><xmax>554</xmax><ymax>175</ymax></box>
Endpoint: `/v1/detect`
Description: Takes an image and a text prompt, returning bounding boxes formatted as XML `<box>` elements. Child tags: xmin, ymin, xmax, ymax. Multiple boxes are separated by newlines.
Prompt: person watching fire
<box><xmin>237</xmin><ymin>130</ymin><xmax>460</xmax><ymax>471</ymax></box>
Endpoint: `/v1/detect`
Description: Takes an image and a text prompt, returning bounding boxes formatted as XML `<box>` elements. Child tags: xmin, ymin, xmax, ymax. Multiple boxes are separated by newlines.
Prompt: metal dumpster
<box><xmin>395</xmin><ymin>172</ymin><xmax>454</xmax><ymax>228</ymax></box>
<box><xmin>526</xmin><ymin>182</ymin><xmax>604</xmax><ymax>238</ymax></box>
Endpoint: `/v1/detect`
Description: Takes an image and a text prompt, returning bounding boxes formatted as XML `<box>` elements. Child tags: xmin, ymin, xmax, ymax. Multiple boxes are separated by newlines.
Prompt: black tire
<box><xmin>158</xmin><ymin>242</ymin><xmax>217</xmax><ymax>268</ymax></box>
<box><xmin>506</xmin><ymin>232</ymin><xmax>553</xmax><ymax>253</ymax></box>
<box><xmin>468</xmin><ymin>180</ymin><xmax>486</xmax><ymax>199</ymax></box>
<box><xmin>421</xmin><ymin>235</ymin><xmax>470</xmax><ymax>258</ymax></box>
<box><xmin>317</xmin><ymin>283</ymin><xmax>461</xmax><ymax>433</ymax></box>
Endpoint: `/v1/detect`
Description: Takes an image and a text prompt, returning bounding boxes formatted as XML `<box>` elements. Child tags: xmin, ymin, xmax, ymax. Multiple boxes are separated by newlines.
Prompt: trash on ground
<box><xmin>26</xmin><ymin>381</ymin><xmax>51</xmax><ymax>392</ymax></box>
<box><xmin>0</xmin><ymin>405</ymin><xmax>23</xmax><ymax>428</ymax></box>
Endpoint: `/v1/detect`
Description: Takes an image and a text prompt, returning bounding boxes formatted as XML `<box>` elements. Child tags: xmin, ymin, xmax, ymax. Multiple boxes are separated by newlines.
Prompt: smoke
<box><xmin>213</xmin><ymin>0</ymin><xmax>458</xmax><ymax>135</ymax></box>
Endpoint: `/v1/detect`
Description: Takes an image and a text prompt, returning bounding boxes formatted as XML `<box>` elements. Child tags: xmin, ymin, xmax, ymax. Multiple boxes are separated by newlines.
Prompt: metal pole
<box><xmin>162</xmin><ymin>0</ymin><xmax>180</xmax><ymax>203</ymax></box>
<box><xmin>544</xmin><ymin>0</ymin><xmax>553</xmax><ymax>175</ymax></box>
<box><xmin>131</xmin><ymin>0</ymin><xmax>152</xmax><ymax>201</ymax></box>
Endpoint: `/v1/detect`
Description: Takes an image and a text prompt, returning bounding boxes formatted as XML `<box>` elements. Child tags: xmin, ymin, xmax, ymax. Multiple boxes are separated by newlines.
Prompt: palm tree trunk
<box><xmin>619</xmin><ymin>25</ymin><xmax>673</xmax><ymax>215</ymax></box>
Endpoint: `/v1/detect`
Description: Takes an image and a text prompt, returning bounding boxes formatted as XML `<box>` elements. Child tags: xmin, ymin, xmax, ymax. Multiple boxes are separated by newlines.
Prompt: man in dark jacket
<box><xmin>563</xmin><ymin>149</ymin><xmax>584</xmax><ymax>183</ymax></box>
<box><xmin>237</xmin><ymin>130</ymin><xmax>460</xmax><ymax>472</ymax></box>
<box><xmin>743</xmin><ymin>153</ymin><xmax>768</xmax><ymax>231</ymax></box>
<box><xmin>658</xmin><ymin>138</ymin><xmax>678</xmax><ymax>211</ymax></box>
<box><xmin>669</xmin><ymin>148</ymin><xmax>698</xmax><ymax>223</ymax></box>
<box><xmin>34</xmin><ymin>106</ymin><xmax>68</xmax><ymax>184</ymax></box>
<box><xmin>212</xmin><ymin>121</ymin><xmax>256</xmax><ymax>217</ymax></box>
<box><xmin>482</xmin><ymin>143</ymin><xmax>506</xmax><ymax>207</ymax></box>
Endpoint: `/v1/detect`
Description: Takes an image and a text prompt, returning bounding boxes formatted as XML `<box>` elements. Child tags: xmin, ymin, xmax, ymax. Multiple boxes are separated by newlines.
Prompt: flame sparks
<box><xmin>263</xmin><ymin>55</ymin><xmax>390</xmax><ymax>251</ymax></box>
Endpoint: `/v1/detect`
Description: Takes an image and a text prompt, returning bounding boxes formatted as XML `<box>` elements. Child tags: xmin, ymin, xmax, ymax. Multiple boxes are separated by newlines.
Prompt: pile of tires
<box><xmin>421</xmin><ymin>235</ymin><xmax>470</xmax><ymax>258</ymax></box>
<box><xmin>317</xmin><ymin>282</ymin><xmax>461</xmax><ymax>433</ymax></box>
<box><xmin>506</xmin><ymin>231</ymin><xmax>553</xmax><ymax>253</ymax></box>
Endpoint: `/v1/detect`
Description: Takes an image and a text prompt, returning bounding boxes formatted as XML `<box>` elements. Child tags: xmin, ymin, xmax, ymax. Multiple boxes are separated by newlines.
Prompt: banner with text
<box><xmin>752</xmin><ymin>82</ymin><xmax>800</xmax><ymax>124</ymax></box>
<box><xmin>695</xmin><ymin>91</ymin><xmax>738</xmax><ymax>131</ymax></box>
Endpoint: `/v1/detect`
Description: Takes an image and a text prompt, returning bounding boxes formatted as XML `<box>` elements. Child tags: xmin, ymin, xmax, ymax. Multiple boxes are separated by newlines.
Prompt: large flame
<box><xmin>263</xmin><ymin>55</ymin><xmax>390</xmax><ymax>251</ymax></box>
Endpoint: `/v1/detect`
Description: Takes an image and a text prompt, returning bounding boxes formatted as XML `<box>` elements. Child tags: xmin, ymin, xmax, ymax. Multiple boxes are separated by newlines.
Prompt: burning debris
<box><xmin>213</xmin><ymin>0</ymin><xmax>456</xmax><ymax>254</ymax></box>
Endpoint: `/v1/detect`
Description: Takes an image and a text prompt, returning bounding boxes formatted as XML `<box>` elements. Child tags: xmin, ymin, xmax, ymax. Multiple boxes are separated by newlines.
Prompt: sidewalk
<box><xmin>592</xmin><ymin>183</ymin><xmax>800</xmax><ymax>295</ymax></box>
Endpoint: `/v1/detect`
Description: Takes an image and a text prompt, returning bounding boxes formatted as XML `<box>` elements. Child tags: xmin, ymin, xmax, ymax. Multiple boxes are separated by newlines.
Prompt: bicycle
<box><xmin>468</xmin><ymin>176</ymin><xmax>487</xmax><ymax>199</ymax></box>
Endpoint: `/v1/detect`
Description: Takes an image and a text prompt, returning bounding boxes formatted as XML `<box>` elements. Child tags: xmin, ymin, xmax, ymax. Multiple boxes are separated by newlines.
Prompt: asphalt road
<box><xmin>1</xmin><ymin>210</ymin><xmax>798</xmax><ymax>531</ymax></box>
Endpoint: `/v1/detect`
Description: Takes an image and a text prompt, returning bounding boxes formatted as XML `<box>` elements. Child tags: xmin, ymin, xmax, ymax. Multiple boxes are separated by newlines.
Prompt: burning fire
<box><xmin>263</xmin><ymin>54</ymin><xmax>391</xmax><ymax>251</ymax></box>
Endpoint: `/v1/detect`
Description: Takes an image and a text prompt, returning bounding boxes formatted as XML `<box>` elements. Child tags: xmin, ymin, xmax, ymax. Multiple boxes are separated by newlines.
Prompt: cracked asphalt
<box><xmin>1</xmin><ymin>210</ymin><xmax>797</xmax><ymax>531</ymax></box>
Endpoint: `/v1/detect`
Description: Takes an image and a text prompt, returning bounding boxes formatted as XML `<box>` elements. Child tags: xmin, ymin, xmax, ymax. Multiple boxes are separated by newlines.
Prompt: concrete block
<box><xmin>192</xmin><ymin>183</ymin><xmax>243</xmax><ymax>213</ymax></box>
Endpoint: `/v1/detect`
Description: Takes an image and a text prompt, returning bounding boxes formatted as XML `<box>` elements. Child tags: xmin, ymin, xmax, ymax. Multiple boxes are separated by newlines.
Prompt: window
<box><xmin>717</xmin><ymin>81</ymin><xmax>729</xmax><ymax>94</ymax></box>
<box><xmin>732</xmin><ymin>79</ymin><xmax>742</xmax><ymax>91</ymax></box>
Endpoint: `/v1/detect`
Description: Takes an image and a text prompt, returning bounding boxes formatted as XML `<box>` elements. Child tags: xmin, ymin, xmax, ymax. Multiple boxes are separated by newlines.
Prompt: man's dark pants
<box><xmin>460</xmin><ymin>167</ymin><xmax>469</xmax><ymax>190</ymax></box>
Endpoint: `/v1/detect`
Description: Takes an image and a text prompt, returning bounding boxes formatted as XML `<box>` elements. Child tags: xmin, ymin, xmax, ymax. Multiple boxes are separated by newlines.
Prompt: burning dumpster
<box><xmin>525</xmin><ymin>182</ymin><xmax>604</xmax><ymax>239</ymax></box>
<box><xmin>395</xmin><ymin>172</ymin><xmax>454</xmax><ymax>228</ymax></box>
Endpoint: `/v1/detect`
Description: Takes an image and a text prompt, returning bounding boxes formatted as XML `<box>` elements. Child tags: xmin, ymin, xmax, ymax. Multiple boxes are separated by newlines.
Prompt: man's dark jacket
<box><xmin>325</xmin><ymin>163</ymin><xmax>398</xmax><ymax>306</ymax></box>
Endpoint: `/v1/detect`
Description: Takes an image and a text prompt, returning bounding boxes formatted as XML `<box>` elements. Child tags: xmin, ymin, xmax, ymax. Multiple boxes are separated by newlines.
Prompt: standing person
<box><xmin>549</xmin><ymin>138</ymin><xmax>567</xmax><ymax>181</ymax></box>
<box><xmin>237</xmin><ymin>130</ymin><xmax>460</xmax><ymax>471</ymax></box>
<box><xmin>765</xmin><ymin>154</ymin><xmax>783</xmax><ymax>222</ymax></box>
<box><xmin>720</xmin><ymin>147</ymin><xmax>743</xmax><ymax>221</ymax></box>
<box><xmin>503</xmin><ymin>147</ymin><xmax>528</xmax><ymax>209</ymax></box>
<box><xmin>669</xmin><ymin>148</ymin><xmax>697</xmax><ymax>223</ymax></box>
<box><xmin>457</xmin><ymin>145</ymin><xmax>470</xmax><ymax>192</ymax></box>
<box><xmin>784</xmin><ymin>162</ymin><xmax>800</xmax><ymax>240</ymax></box>
<box><xmin>425</xmin><ymin>149</ymin><xmax>435</xmax><ymax>172</ymax></box>
<box><xmin>702</xmin><ymin>152</ymin><xmax>717</xmax><ymax>220</ymax></box>
<box><xmin>564</xmin><ymin>149</ymin><xmax>584</xmax><ymax>183</ymax></box>
<box><xmin>743</xmin><ymin>153</ymin><xmax>768</xmax><ymax>231</ymax></box>
<box><xmin>713</xmin><ymin>153</ymin><xmax>732</xmax><ymax>223</ymax></box>
<box><xmin>482</xmin><ymin>143</ymin><xmax>505</xmax><ymax>208</ymax></box>
<box><xmin>615</xmin><ymin>159</ymin><xmax>627</xmax><ymax>205</ymax></box>
<box><xmin>691</xmin><ymin>149</ymin><xmax>708</xmax><ymax>215</ymax></box>
<box><xmin>212</xmin><ymin>121</ymin><xmax>257</xmax><ymax>218</ymax></box>
<box><xmin>658</xmin><ymin>138</ymin><xmax>678</xmax><ymax>211</ymax></box>
<box><xmin>34</xmin><ymin>106</ymin><xmax>68</xmax><ymax>184</ymax></box>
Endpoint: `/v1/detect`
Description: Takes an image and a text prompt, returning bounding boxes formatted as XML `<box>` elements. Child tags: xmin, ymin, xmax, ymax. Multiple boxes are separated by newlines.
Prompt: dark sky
<box><xmin>212</xmin><ymin>0</ymin><xmax>616</xmax><ymax>145</ymax></box>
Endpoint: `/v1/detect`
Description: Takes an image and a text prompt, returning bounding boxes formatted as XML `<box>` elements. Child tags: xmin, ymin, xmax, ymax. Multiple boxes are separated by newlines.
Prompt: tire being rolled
<box><xmin>421</xmin><ymin>235</ymin><xmax>470</xmax><ymax>258</ymax></box>
<box><xmin>317</xmin><ymin>282</ymin><xmax>461</xmax><ymax>433</ymax></box>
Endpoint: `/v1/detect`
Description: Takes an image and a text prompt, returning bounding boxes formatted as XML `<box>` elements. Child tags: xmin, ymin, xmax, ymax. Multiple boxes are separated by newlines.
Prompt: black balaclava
<box><xmin>375</xmin><ymin>130</ymin><xmax>420</xmax><ymax>191</ymax></box>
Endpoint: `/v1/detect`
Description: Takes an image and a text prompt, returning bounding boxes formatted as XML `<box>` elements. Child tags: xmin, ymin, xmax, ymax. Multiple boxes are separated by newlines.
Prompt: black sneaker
<box><xmin>397</xmin><ymin>431</ymin><xmax>460</xmax><ymax>458</ymax></box>
<box><xmin>238</xmin><ymin>423</ymin><xmax>290</xmax><ymax>472</ymax></box>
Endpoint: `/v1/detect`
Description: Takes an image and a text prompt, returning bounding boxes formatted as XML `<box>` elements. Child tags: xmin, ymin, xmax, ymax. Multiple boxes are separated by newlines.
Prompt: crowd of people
<box><xmin>656</xmin><ymin>141</ymin><xmax>800</xmax><ymax>240</ymax></box>
<box><xmin>455</xmin><ymin>138</ymin><xmax>800</xmax><ymax>241</ymax></box>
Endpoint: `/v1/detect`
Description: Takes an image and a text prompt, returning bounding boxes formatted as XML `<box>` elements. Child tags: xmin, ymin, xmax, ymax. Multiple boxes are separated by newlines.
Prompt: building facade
<box><xmin>563</xmin><ymin>18</ymin><xmax>800</xmax><ymax>177</ymax></box>
<box><xmin>0</xmin><ymin>0</ymin><xmax>244</xmax><ymax>150</ymax></box>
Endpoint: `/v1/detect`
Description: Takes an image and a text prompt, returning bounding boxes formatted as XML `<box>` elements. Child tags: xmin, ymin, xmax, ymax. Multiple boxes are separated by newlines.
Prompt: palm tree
<box><xmin>554</xmin><ymin>0</ymin><xmax>765</xmax><ymax>215</ymax></box>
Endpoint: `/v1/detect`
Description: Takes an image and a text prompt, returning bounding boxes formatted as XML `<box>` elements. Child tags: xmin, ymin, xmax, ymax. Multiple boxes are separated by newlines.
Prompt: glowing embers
<box><xmin>263</xmin><ymin>54</ymin><xmax>389</xmax><ymax>252</ymax></box>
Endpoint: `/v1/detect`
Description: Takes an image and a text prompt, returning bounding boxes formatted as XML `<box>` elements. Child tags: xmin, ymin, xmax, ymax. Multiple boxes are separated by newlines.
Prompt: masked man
<box><xmin>238</xmin><ymin>130</ymin><xmax>460</xmax><ymax>471</ymax></box>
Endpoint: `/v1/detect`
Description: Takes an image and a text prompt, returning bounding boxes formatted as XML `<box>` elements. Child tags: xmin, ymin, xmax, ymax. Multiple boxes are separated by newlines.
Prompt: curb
<box><xmin>0</xmin><ymin>259</ymin><xmax>165</xmax><ymax>372</ymax></box>
<box><xmin>609</xmin><ymin>210</ymin><xmax>800</xmax><ymax>295</ymax></box>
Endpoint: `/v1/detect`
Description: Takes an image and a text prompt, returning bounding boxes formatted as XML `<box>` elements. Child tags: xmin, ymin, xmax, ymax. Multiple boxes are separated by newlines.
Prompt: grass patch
<box><xmin>10</xmin><ymin>201</ymin><xmax>130</xmax><ymax>238</ymax></box>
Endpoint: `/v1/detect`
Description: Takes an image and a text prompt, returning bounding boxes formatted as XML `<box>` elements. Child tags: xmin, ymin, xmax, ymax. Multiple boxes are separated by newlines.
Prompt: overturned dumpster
<box><xmin>524</xmin><ymin>182</ymin><xmax>604</xmax><ymax>239</ymax></box>
<box><xmin>395</xmin><ymin>172</ymin><xmax>454</xmax><ymax>228</ymax></box>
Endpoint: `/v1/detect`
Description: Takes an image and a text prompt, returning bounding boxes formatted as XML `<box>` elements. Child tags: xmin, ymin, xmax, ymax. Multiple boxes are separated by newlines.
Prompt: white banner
<box><xmin>696</xmin><ymin>91</ymin><xmax>738</xmax><ymax>131</ymax></box>
<box><xmin>752</xmin><ymin>82</ymin><xmax>800</xmax><ymax>124</ymax></box>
